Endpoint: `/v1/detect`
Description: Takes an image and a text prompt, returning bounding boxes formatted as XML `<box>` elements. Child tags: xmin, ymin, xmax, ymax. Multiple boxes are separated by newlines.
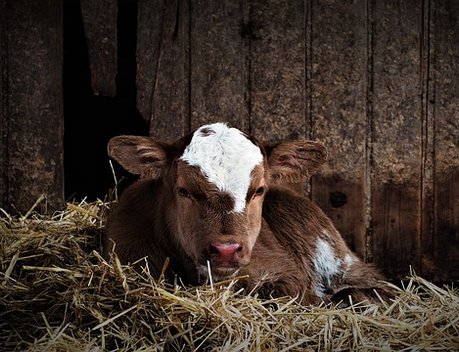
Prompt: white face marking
<box><xmin>314</xmin><ymin>238</ymin><xmax>341</xmax><ymax>297</ymax></box>
<box><xmin>180</xmin><ymin>123</ymin><xmax>263</xmax><ymax>213</ymax></box>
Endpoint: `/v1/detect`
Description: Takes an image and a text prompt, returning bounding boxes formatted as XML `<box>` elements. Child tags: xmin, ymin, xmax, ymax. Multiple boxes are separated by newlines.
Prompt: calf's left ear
<box><xmin>266</xmin><ymin>140</ymin><xmax>328</xmax><ymax>183</ymax></box>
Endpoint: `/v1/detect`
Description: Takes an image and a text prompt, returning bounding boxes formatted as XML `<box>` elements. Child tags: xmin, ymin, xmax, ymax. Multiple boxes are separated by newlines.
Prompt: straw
<box><xmin>1</xmin><ymin>199</ymin><xmax>458</xmax><ymax>351</ymax></box>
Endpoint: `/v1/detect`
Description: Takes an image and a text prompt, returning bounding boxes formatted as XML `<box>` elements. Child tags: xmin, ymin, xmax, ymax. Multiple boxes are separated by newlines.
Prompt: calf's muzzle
<box><xmin>208</xmin><ymin>242</ymin><xmax>243</xmax><ymax>266</ymax></box>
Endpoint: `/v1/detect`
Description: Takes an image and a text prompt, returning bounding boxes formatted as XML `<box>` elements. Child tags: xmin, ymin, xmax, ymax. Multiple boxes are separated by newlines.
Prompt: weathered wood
<box><xmin>136</xmin><ymin>0</ymin><xmax>164</xmax><ymax>124</ymax></box>
<box><xmin>0</xmin><ymin>0</ymin><xmax>64</xmax><ymax>213</ymax></box>
<box><xmin>309</xmin><ymin>0</ymin><xmax>368</xmax><ymax>258</ymax></box>
<box><xmin>420</xmin><ymin>0</ymin><xmax>435</xmax><ymax>280</ymax></box>
<box><xmin>371</xmin><ymin>0</ymin><xmax>422</xmax><ymax>278</ymax></box>
<box><xmin>250</xmin><ymin>0</ymin><xmax>306</xmax><ymax>142</ymax></box>
<box><xmin>134</xmin><ymin>0</ymin><xmax>458</xmax><ymax>280</ymax></box>
<box><xmin>428</xmin><ymin>0</ymin><xmax>459</xmax><ymax>281</ymax></box>
<box><xmin>140</xmin><ymin>0</ymin><xmax>190</xmax><ymax>141</ymax></box>
<box><xmin>80</xmin><ymin>0</ymin><xmax>117</xmax><ymax>97</ymax></box>
<box><xmin>189</xmin><ymin>0</ymin><xmax>248</xmax><ymax>132</ymax></box>
<box><xmin>0</xmin><ymin>0</ymin><xmax>7</xmax><ymax>209</ymax></box>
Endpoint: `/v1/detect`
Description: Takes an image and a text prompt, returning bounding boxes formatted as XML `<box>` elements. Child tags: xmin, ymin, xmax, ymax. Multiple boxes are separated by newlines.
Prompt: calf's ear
<box><xmin>107</xmin><ymin>136</ymin><xmax>169</xmax><ymax>179</ymax></box>
<box><xmin>266</xmin><ymin>140</ymin><xmax>328</xmax><ymax>183</ymax></box>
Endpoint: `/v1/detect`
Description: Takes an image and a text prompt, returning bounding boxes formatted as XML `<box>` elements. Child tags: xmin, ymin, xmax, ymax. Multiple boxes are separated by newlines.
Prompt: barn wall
<box><xmin>0</xmin><ymin>0</ymin><xmax>457</xmax><ymax>280</ymax></box>
<box><xmin>80</xmin><ymin>0</ymin><xmax>118</xmax><ymax>97</ymax></box>
<box><xmin>0</xmin><ymin>0</ymin><xmax>64</xmax><ymax>213</ymax></box>
<box><xmin>370</xmin><ymin>0</ymin><xmax>424</xmax><ymax>278</ymax></box>
<box><xmin>136</xmin><ymin>0</ymin><xmax>459</xmax><ymax>280</ymax></box>
<box><xmin>428</xmin><ymin>0</ymin><xmax>459</xmax><ymax>280</ymax></box>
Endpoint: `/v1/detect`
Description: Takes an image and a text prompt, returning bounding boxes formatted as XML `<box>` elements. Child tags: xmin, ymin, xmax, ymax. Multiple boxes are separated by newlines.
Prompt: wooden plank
<box><xmin>139</xmin><ymin>0</ymin><xmax>190</xmax><ymax>141</ymax></box>
<box><xmin>420</xmin><ymin>0</ymin><xmax>435</xmax><ymax>280</ymax></box>
<box><xmin>1</xmin><ymin>0</ymin><xmax>64</xmax><ymax>213</ymax></box>
<box><xmin>0</xmin><ymin>0</ymin><xmax>7</xmax><ymax>208</ymax></box>
<box><xmin>428</xmin><ymin>0</ymin><xmax>459</xmax><ymax>281</ymax></box>
<box><xmin>309</xmin><ymin>0</ymin><xmax>368</xmax><ymax>258</ymax></box>
<box><xmin>80</xmin><ymin>0</ymin><xmax>117</xmax><ymax>97</ymax></box>
<box><xmin>136</xmin><ymin>0</ymin><xmax>164</xmax><ymax>125</ymax></box>
<box><xmin>189</xmin><ymin>0</ymin><xmax>248</xmax><ymax>132</ymax></box>
<box><xmin>250</xmin><ymin>0</ymin><xmax>306</xmax><ymax>142</ymax></box>
<box><xmin>371</xmin><ymin>0</ymin><xmax>422</xmax><ymax>278</ymax></box>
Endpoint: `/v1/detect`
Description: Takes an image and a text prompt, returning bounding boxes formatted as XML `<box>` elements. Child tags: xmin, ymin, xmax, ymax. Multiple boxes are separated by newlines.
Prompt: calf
<box><xmin>105</xmin><ymin>123</ymin><xmax>391</xmax><ymax>304</ymax></box>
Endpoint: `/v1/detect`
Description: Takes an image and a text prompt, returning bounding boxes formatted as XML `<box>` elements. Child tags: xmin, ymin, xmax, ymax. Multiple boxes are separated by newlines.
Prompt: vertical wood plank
<box><xmin>0</xmin><ymin>0</ymin><xmax>64</xmax><ymax>213</ymax></box>
<box><xmin>80</xmin><ymin>0</ymin><xmax>117</xmax><ymax>97</ymax></box>
<box><xmin>420</xmin><ymin>0</ymin><xmax>435</xmax><ymax>280</ymax></box>
<box><xmin>137</xmin><ymin>0</ymin><xmax>164</xmax><ymax>125</ymax></box>
<box><xmin>190</xmin><ymin>0</ymin><xmax>248</xmax><ymax>132</ymax></box>
<box><xmin>139</xmin><ymin>0</ymin><xmax>190</xmax><ymax>141</ymax></box>
<box><xmin>309</xmin><ymin>0</ymin><xmax>368</xmax><ymax>257</ymax></box>
<box><xmin>0</xmin><ymin>0</ymin><xmax>7</xmax><ymax>208</ymax></box>
<box><xmin>371</xmin><ymin>0</ymin><xmax>423</xmax><ymax>278</ymax></box>
<box><xmin>428</xmin><ymin>0</ymin><xmax>459</xmax><ymax>281</ymax></box>
<box><xmin>250</xmin><ymin>0</ymin><xmax>306</xmax><ymax>142</ymax></box>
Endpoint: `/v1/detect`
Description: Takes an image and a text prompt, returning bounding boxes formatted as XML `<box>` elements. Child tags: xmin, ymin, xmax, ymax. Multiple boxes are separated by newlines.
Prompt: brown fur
<box><xmin>105</xmin><ymin>128</ymin><xmax>392</xmax><ymax>305</ymax></box>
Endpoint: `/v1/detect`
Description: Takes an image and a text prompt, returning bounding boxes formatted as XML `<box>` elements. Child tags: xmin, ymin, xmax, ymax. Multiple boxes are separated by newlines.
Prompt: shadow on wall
<box><xmin>63</xmin><ymin>0</ymin><xmax>148</xmax><ymax>201</ymax></box>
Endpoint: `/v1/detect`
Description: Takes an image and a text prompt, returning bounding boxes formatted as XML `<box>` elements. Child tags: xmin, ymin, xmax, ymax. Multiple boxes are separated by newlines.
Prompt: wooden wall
<box><xmin>1</xmin><ymin>0</ymin><xmax>458</xmax><ymax>281</ymax></box>
<box><xmin>135</xmin><ymin>0</ymin><xmax>459</xmax><ymax>280</ymax></box>
<box><xmin>1</xmin><ymin>0</ymin><xmax>64</xmax><ymax>213</ymax></box>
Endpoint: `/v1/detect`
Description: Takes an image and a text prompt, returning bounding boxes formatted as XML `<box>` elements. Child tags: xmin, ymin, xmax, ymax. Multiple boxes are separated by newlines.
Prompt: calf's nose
<box><xmin>209</xmin><ymin>242</ymin><xmax>242</xmax><ymax>261</ymax></box>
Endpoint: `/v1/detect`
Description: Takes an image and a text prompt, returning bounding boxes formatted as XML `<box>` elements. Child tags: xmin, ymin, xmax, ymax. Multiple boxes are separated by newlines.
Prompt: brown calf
<box><xmin>105</xmin><ymin>123</ymin><xmax>391</xmax><ymax>304</ymax></box>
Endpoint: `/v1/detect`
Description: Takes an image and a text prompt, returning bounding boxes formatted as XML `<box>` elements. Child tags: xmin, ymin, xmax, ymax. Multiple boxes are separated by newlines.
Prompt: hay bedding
<box><xmin>0</xmin><ymin>200</ymin><xmax>458</xmax><ymax>351</ymax></box>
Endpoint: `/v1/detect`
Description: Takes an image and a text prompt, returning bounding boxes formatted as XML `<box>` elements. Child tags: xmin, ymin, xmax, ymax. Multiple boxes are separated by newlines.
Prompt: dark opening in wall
<box><xmin>63</xmin><ymin>0</ymin><xmax>147</xmax><ymax>201</ymax></box>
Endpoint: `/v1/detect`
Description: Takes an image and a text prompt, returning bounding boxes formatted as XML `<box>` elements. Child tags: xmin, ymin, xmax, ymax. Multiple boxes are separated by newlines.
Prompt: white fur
<box><xmin>344</xmin><ymin>254</ymin><xmax>355</xmax><ymax>268</ymax></box>
<box><xmin>180</xmin><ymin>123</ymin><xmax>263</xmax><ymax>213</ymax></box>
<box><xmin>197</xmin><ymin>263</ymin><xmax>240</xmax><ymax>282</ymax></box>
<box><xmin>314</xmin><ymin>238</ymin><xmax>341</xmax><ymax>297</ymax></box>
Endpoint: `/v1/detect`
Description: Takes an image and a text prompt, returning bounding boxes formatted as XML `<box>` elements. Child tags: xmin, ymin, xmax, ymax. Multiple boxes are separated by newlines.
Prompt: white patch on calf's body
<box><xmin>344</xmin><ymin>254</ymin><xmax>355</xmax><ymax>268</ymax></box>
<box><xmin>180</xmin><ymin>123</ymin><xmax>263</xmax><ymax>213</ymax></box>
<box><xmin>314</xmin><ymin>238</ymin><xmax>341</xmax><ymax>298</ymax></box>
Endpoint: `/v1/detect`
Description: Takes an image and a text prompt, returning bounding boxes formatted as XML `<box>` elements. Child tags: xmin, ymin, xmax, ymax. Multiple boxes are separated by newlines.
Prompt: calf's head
<box><xmin>108</xmin><ymin>123</ymin><xmax>326</xmax><ymax>279</ymax></box>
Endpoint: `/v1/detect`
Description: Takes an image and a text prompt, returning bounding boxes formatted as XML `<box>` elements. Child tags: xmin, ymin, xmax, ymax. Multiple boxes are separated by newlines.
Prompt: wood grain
<box><xmin>309</xmin><ymin>0</ymin><xmax>368</xmax><ymax>258</ymax></box>
<box><xmin>189</xmin><ymin>0</ymin><xmax>248</xmax><ymax>132</ymax></box>
<box><xmin>0</xmin><ymin>0</ymin><xmax>64</xmax><ymax>213</ymax></box>
<box><xmin>80</xmin><ymin>0</ymin><xmax>117</xmax><ymax>97</ymax></box>
<box><xmin>136</xmin><ymin>0</ymin><xmax>164</xmax><ymax>124</ymax></box>
<box><xmin>250</xmin><ymin>0</ymin><xmax>306</xmax><ymax>142</ymax></box>
<box><xmin>0</xmin><ymin>0</ymin><xmax>6</xmax><ymax>209</ymax></box>
<box><xmin>371</xmin><ymin>0</ymin><xmax>423</xmax><ymax>278</ymax></box>
<box><xmin>429</xmin><ymin>0</ymin><xmax>459</xmax><ymax>281</ymax></box>
<box><xmin>140</xmin><ymin>0</ymin><xmax>190</xmax><ymax>141</ymax></box>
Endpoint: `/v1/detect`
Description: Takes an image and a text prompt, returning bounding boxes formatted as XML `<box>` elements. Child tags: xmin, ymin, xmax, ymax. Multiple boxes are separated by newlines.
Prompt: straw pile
<box><xmin>1</xmin><ymin>199</ymin><xmax>458</xmax><ymax>351</ymax></box>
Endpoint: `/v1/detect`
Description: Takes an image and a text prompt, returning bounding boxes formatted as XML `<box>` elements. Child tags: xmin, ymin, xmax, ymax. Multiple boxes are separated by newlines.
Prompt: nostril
<box><xmin>209</xmin><ymin>243</ymin><xmax>220</xmax><ymax>256</ymax></box>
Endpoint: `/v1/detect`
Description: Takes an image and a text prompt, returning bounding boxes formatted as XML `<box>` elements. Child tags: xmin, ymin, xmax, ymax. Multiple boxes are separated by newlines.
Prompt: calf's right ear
<box><xmin>107</xmin><ymin>136</ymin><xmax>169</xmax><ymax>179</ymax></box>
<box><xmin>266</xmin><ymin>140</ymin><xmax>328</xmax><ymax>183</ymax></box>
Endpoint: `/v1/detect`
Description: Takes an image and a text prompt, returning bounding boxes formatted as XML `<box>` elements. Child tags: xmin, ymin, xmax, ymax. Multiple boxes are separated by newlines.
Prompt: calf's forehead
<box><xmin>179</xmin><ymin>123</ymin><xmax>264</xmax><ymax>213</ymax></box>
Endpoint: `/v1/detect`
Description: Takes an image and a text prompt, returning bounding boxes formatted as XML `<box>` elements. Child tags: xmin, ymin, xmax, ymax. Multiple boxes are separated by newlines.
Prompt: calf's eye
<box><xmin>177</xmin><ymin>187</ymin><xmax>190</xmax><ymax>198</ymax></box>
<box><xmin>254</xmin><ymin>186</ymin><xmax>265</xmax><ymax>197</ymax></box>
